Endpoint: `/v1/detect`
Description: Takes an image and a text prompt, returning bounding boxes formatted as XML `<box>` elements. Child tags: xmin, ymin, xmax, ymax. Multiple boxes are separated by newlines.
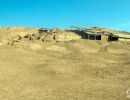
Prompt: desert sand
<box><xmin>0</xmin><ymin>27</ymin><xmax>130</xmax><ymax>100</ymax></box>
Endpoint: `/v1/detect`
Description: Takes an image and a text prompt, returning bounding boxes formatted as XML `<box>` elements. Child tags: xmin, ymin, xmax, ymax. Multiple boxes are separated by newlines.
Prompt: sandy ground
<box><xmin>0</xmin><ymin>40</ymin><xmax>130</xmax><ymax>100</ymax></box>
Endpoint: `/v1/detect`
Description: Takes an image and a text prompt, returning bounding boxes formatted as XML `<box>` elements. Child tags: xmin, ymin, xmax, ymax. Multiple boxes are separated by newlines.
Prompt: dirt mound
<box><xmin>0</xmin><ymin>27</ymin><xmax>82</xmax><ymax>45</ymax></box>
<box><xmin>107</xmin><ymin>42</ymin><xmax>130</xmax><ymax>54</ymax></box>
<box><xmin>46</xmin><ymin>45</ymin><xmax>70</xmax><ymax>54</ymax></box>
<box><xmin>55</xmin><ymin>31</ymin><xmax>81</xmax><ymax>42</ymax></box>
<box><xmin>70</xmin><ymin>40</ymin><xmax>101</xmax><ymax>53</ymax></box>
<box><xmin>0</xmin><ymin>27</ymin><xmax>130</xmax><ymax>100</ymax></box>
<box><xmin>29</xmin><ymin>44</ymin><xmax>43</xmax><ymax>50</ymax></box>
<box><xmin>0</xmin><ymin>27</ymin><xmax>38</xmax><ymax>40</ymax></box>
<box><xmin>0</xmin><ymin>33</ymin><xmax>130</xmax><ymax>100</ymax></box>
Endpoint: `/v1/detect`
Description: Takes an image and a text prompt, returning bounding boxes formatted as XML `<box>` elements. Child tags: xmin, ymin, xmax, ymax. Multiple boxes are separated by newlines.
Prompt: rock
<box><xmin>2</xmin><ymin>39</ymin><xmax>14</xmax><ymax>45</ymax></box>
<box><xmin>8</xmin><ymin>40</ymin><xmax>14</xmax><ymax>45</ymax></box>
<box><xmin>31</xmin><ymin>34</ymin><xmax>40</xmax><ymax>40</ymax></box>
<box><xmin>2</xmin><ymin>40</ymin><xmax>9</xmax><ymax>45</ymax></box>
<box><xmin>40</xmin><ymin>35</ymin><xmax>48</xmax><ymax>41</ymax></box>
<box><xmin>12</xmin><ymin>35</ymin><xmax>21</xmax><ymax>42</ymax></box>
<box><xmin>42</xmin><ymin>34</ymin><xmax>55</xmax><ymax>42</ymax></box>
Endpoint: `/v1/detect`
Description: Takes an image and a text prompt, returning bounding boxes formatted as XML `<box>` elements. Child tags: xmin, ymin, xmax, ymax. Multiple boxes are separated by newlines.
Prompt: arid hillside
<box><xmin>0</xmin><ymin>27</ymin><xmax>130</xmax><ymax>100</ymax></box>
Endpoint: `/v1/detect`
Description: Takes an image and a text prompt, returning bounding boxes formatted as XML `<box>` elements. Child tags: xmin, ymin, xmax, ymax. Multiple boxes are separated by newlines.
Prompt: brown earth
<box><xmin>0</xmin><ymin>27</ymin><xmax>130</xmax><ymax>100</ymax></box>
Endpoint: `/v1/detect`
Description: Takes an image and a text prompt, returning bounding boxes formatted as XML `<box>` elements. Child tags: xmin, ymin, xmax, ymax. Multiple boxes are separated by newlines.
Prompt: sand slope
<box><xmin>0</xmin><ymin>39</ymin><xmax>129</xmax><ymax>100</ymax></box>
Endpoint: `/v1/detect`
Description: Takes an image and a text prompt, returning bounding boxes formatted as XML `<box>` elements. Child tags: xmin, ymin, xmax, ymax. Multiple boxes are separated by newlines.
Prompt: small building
<box><xmin>83</xmin><ymin>32</ymin><xmax>118</xmax><ymax>42</ymax></box>
<box><xmin>70</xmin><ymin>27</ymin><xmax>118</xmax><ymax>42</ymax></box>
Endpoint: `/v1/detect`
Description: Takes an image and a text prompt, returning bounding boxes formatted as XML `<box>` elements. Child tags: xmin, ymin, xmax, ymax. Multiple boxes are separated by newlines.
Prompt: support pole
<box><xmin>95</xmin><ymin>35</ymin><xmax>96</xmax><ymax>40</ymax></box>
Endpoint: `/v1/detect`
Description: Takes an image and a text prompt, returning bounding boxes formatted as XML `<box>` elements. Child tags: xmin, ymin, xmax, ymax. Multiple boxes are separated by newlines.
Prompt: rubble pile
<box><xmin>1</xmin><ymin>28</ymin><xmax>81</xmax><ymax>45</ymax></box>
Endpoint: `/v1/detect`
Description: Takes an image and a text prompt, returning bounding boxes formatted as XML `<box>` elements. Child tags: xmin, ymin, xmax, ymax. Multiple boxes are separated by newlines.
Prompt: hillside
<box><xmin>0</xmin><ymin>27</ymin><xmax>130</xmax><ymax>100</ymax></box>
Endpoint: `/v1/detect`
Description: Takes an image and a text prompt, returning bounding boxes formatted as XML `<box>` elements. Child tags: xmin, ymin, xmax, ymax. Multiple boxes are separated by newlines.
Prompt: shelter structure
<box><xmin>70</xmin><ymin>27</ymin><xmax>119</xmax><ymax>42</ymax></box>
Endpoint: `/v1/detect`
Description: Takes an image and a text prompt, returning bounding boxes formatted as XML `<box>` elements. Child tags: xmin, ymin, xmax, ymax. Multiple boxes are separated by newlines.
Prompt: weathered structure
<box><xmin>70</xmin><ymin>27</ymin><xmax>119</xmax><ymax>42</ymax></box>
<box><xmin>38</xmin><ymin>28</ymin><xmax>81</xmax><ymax>42</ymax></box>
<box><xmin>83</xmin><ymin>33</ymin><xmax>118</xmax><ymax>42</ymax></box>
<box><xmin>2</xmin><ymin>27</ymin><xmax>130</xmax><ymax>45</ymax></box>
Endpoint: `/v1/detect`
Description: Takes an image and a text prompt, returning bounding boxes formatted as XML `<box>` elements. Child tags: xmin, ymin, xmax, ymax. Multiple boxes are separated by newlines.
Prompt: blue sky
<box><xmin>0</xmin><ymin>0</ymin><xmax>130</xmax><ymax>31</ymax></box>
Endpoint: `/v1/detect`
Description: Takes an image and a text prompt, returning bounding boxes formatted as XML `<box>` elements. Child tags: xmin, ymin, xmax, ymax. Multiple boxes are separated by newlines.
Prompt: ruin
<box><xmin>70</xmin><ymin>27</ymin><xmax>119</xmax><ymax>42</ymax></box>
<box><xmin>1</xmin><ymin>27</ymin><xmax>130</xmax><ymax>45</ymax></box>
